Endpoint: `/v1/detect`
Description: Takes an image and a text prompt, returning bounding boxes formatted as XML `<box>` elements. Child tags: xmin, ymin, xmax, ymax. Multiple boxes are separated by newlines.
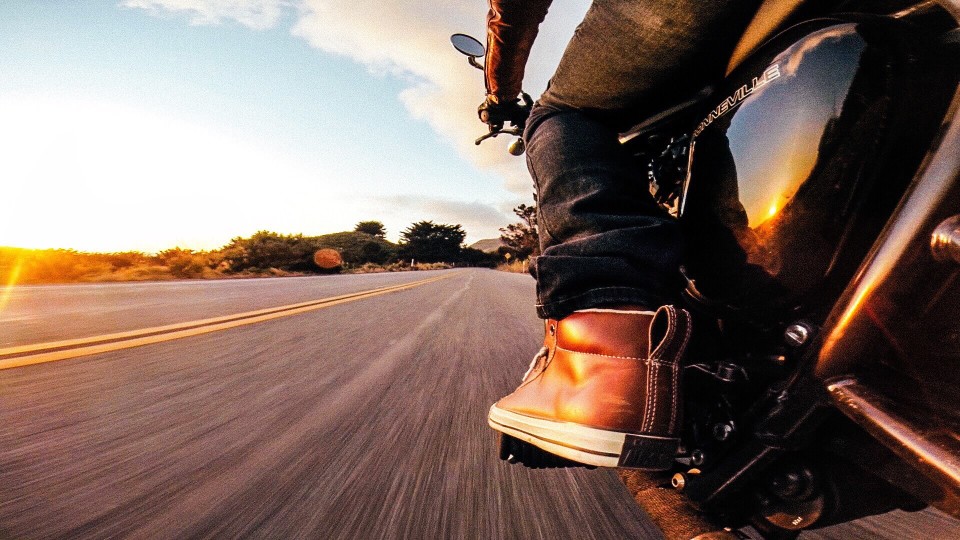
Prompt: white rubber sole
<box><xmin>488</xmin><ymin>405</ymin><xmax>679</xmax><ymax>469</ymax></box>
<box><xmin>488</xmin><ymin>404</ymin><xmax>624</xmax><ymax>467</ymax></box>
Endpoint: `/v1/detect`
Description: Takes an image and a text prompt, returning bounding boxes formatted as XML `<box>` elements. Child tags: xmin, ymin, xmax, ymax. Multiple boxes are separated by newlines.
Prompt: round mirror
<box><xmin>451</xmin><ymin>34</ymin><xmax>485</xmax><ymax>58</ymax></box>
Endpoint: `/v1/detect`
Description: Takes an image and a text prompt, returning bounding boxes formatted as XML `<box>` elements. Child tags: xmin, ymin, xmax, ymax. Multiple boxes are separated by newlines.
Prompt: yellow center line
<box><xmin>0</xmin><ymin>273</ymin><xmax>457</xmax><ymax>371</ymax></box>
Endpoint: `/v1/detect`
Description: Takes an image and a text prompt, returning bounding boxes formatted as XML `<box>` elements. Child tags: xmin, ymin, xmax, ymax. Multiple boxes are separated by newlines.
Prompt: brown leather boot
<box><xmin>488</xmin><ymin>305</ymin><xmax>691</xmax><ymax>469</ymax></box>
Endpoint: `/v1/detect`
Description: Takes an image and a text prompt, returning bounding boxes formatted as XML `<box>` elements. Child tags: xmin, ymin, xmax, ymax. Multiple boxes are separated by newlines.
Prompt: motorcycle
<box><xmin>453</xmin><ymin>0</ymin><xmax>960</xmax><ymax>538</ymax></box>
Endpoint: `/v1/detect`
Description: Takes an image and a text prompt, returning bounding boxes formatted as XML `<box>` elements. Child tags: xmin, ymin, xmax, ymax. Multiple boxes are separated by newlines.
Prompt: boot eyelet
<box><xmin>549</xmin><ymin>324</ymin><xmax>556</xmax><ymax>336</ymax></box>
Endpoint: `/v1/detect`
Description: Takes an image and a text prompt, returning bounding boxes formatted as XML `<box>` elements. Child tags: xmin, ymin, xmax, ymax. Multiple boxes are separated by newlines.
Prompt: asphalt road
<box><xmin>0</xmin><ymin>269</ymin><xmax>957</xmax><ymax>539</ymax></box>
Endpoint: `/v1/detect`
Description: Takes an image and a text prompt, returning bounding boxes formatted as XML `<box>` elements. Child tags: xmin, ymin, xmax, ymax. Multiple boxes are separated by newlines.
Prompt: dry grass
<box><xmin>496</xmin><ymin>260</ymin><xmax>529</xmax><ymax>274</ymax></box>
<box><xmin>346</xmin><ymin>262</ymin><xmax>452</xmax><ymax>274</ymax></box>
<box><xmin>0</xmin><ymin>246</ymin><xmax>458</xmax><ymax>285</ymax></box>
<box><xmin>85</xmin><ymin>265</ymin><xmax>176</xmax><ymax>282</ymax></box>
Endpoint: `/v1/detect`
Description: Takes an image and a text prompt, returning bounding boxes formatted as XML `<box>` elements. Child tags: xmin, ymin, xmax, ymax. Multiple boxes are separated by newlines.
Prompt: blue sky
<box><xmin>0</xmin><ymin>0</ymin><xmax>588</xmax><ymax>252</ymax></box>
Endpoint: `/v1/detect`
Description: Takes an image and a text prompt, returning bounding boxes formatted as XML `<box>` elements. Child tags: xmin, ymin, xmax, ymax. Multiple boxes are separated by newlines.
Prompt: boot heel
<box><xmin>498</xmin><ymin>434</ymin><xmax>597</xmax><ymax>469</ymax></box>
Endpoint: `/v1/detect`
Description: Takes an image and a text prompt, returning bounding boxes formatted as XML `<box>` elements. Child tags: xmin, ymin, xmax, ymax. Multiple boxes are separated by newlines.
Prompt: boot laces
<box><xmin>521</xmin><ymin>346</ymin><xmax>549</xmax><ymax>381</ymax></box>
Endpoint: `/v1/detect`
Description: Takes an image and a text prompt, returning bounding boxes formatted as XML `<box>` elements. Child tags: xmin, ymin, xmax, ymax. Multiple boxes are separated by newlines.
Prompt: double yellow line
<box><xmin>0</xmin><ymin>273</ymin><xmax>454</xmax><ymax>371</ymax></box>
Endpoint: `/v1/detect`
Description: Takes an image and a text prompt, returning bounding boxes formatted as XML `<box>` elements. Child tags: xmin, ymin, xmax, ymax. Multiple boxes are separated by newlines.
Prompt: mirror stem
<box><xmin>468</xmin><ymin>57</ymin><xmax>484</xmax><ymax>71</ymax></box>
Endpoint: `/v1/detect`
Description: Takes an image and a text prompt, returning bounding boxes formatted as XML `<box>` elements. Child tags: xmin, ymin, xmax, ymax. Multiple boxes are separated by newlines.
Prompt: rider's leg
<box><xmin>489</xmin><ymin>0</ymin><xmax>763</xmax><ymax>468</ymax></box>
<box><xmin>540</xmin><ymin>0</ymin><xmax>764</xmax><ymax>131</ymax></box>
<box><xmin>526</xmin><ymin>105</ymin><xmax>682</xmax><ymax>319</ymax></box>
<box><xmin>486</xmin><ymin>106</ymin><xmax>690</xmax><ymax>470</ymax></box>
<box><xmin>530</xmin><ymin>0</ymin><xmax>765</xmax><ymax>317</ymax></box>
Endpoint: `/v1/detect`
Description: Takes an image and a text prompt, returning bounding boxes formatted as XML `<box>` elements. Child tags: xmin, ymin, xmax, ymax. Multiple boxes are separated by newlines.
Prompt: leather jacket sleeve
<box><xmin>485</xmin><ymin>0</ymin><xmax>553</xmax><ymax>100</ymax></box>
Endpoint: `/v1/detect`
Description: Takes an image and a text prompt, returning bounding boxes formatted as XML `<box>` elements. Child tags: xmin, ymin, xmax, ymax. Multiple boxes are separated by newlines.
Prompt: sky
<box><xmin>0</xmin><ymin>0</ymin><xmax>589</xmax><ymax>253</ymax></box>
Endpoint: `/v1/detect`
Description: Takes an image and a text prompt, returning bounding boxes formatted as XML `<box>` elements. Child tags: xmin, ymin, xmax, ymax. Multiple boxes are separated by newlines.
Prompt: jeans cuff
<box><xmin>535</xmin><ymin>286</ymin><xmax>665</xmax><ymax>319</ymax></box>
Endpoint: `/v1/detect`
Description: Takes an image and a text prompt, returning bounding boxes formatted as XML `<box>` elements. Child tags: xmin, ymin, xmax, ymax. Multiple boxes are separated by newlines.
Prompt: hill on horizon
<box><xmin>468</xmin><ymin>238</ymin><xmax>503</xmax><ymax>253</ymax></box>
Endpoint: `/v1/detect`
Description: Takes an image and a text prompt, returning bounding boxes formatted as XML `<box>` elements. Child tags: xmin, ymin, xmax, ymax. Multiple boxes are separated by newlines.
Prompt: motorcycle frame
<box><xmin>815</xmin><ymin>0</ymin><xmax>960</xmax><ymax>514</ymax></box>
<box><xmin>676</xmin><ymin>0</ymin><xmax>960</xmax><ymax>520</ymax></box>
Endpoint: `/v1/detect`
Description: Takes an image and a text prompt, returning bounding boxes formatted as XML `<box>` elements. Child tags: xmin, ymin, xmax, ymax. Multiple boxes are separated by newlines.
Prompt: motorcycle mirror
<box><xmin>450</xmin><ymin>34</ymin><xmax>485</xmax><ymax>58</ymax></box>
<box><xmin>508</xmin><ymin>138</ymin><xmax>525</xmax><ymax>156</ymax></box>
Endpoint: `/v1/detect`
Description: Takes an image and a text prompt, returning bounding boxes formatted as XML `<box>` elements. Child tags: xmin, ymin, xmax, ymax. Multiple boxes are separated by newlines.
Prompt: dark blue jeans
<box><xmin>525</xmin><ymin>0</ymin><xmax>761</xmax><ymax>319</ymax></box>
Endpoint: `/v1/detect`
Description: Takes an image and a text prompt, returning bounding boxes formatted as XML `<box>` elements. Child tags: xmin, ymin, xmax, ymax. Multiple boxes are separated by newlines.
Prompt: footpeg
<box><xmin>498</xmin><ymin>434</ymin><xmax>597</xmax><ymax>469</ymax></box>
<box><xmin>618</xmin><ymin>434</ymin><xmax>680</xmax><ymax>469</ymax></box>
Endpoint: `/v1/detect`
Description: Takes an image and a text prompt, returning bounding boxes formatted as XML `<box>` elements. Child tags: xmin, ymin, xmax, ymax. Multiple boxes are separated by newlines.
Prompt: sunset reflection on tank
<box><xmin>679</xmin><ymin>20</ymin><xmax>936</xmax><ymax>323</ymax></box>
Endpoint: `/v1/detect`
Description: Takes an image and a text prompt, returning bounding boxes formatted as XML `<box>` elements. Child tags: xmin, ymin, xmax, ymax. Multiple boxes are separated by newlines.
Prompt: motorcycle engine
<box><xmin>679</xmin><ymin>16</ymin><xmax>945</xmax><ymax>324</ymax></box>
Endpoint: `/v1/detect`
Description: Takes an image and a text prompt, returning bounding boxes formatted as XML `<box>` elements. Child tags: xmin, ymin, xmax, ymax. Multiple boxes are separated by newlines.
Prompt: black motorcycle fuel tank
<box><xmin>678</xmin><ymin>16</ymin><xmax>938</xmax><ymax>323</ymax></box>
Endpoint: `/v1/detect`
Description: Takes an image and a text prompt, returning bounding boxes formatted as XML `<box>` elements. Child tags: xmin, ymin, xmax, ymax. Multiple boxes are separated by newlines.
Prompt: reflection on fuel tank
<box><xmin>679</xmin><ymin>19</ymin><xmax>931</xmax><ymax>322</ymax></box>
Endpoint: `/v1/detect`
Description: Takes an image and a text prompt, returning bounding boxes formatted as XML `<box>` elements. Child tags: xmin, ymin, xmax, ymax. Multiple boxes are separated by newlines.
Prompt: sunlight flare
<box><xmin>0</xmin><ymin>254</ymin><xmax>24</xmax><ymax>313</ymax></box>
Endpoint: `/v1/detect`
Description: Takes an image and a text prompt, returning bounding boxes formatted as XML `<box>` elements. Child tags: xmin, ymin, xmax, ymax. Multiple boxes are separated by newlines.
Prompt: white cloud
<box><xmin>122</xmin><ymin>0</ymin><xmax>590</xmax><ymax>196</ymax></box>
<box><xmin>121</xmin><ymin>0</ymin><xmax>290</xmax><ymax>29</ymax></box>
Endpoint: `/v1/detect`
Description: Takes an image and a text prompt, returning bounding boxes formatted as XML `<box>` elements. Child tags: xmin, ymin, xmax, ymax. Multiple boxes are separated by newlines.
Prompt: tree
<box><xmin>354</xmin><ymin>220</ymin><xmax>387</xmax><ymax>238</ymax></box>
<box><xmin>399</xmin><ymin>221</ymin><xmax>466</xmax><ymax>263</ymax></box>
<box><xmin>459</xmin><ymin>246</ymin><xmax>499</xmax><ymax>268</ymax></box>
<box><xmin>500</xmin><ymin>201</ymin><xmax>539</xmax><ymax>259</ymax></box>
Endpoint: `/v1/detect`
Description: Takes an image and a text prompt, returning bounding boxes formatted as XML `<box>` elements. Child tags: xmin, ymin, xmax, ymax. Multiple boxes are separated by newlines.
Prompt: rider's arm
<box><xmin>485</xmin><ymin>0</ymin><xmax>553</xmax><ymax>102</ymax></box>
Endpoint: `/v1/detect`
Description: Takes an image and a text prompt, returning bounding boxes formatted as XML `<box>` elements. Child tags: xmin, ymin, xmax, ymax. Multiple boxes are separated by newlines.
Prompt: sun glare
<box><xmin>0</xmin><ymin>255</ymin><xmax>24</xmax><ymax>312</ymax></box>
<box><xmin>0</xmin><ymin>96</ymin><xmax>356</xmax><ymax>253</ymax></box>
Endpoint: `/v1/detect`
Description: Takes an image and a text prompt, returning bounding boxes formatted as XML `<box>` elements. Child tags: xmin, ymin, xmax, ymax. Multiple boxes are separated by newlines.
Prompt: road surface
<box><xmin>0</xmin><ymin>269</ymin><xmax>956</xmax><ymax>539</ymax></box>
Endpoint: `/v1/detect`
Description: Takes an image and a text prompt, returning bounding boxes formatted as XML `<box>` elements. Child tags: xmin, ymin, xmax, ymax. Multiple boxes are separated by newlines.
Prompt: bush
<box><xmin>157</xmin><ymin>248</ymin><xmax>208</xmax><ymax>278</ymax></box>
